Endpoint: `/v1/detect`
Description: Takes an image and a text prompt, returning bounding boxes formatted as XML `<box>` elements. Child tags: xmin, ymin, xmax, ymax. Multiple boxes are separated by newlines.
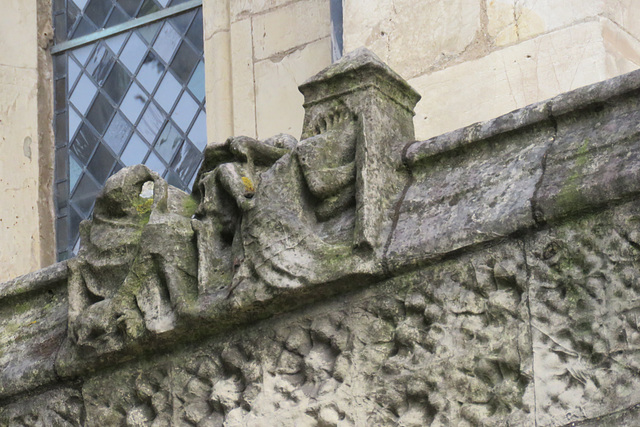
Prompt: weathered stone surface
<box><xmin>536</xmin><ymin>74</ymin><xmax>640</xmax><ymax>222</ymax></box>
<box><xmin>388</xmin><ymin>115</ymin><xmax>552</xmax><ymax>269</ymax></box>
<box><xmin>0</xmin><ymin>262</ymin><xmax>68</xmax><ymax>398</ymax></box>
<box><xmin>64</xmin><ymin>165</ymin><xmax>198</xmax><ymax>360</ymax></box>
<box><xmin>528</xmin><ymin>201</ymin><xmax>640</xmax><ymax>426</ymax></box>
<box><xmin>4</xmin><ymin>49</ymin><xmax>640</xmax><ymax>426</ymax></box>
<box><xmin>0</xmin><ymin>388</ymin><xmax>84</xmax><ymax>426</ymax></box>
<box><xmin>81</xmin><ymin>240</ymin><xmax>532</xmax><ymax>426</ymax></box>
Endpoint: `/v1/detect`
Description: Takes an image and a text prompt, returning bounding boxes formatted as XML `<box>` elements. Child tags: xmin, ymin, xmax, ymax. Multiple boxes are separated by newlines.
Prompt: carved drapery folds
<box><xmin>65</xmin><ymin>48</ymin><xmax>421</xmax><ymax>359</ymax></box>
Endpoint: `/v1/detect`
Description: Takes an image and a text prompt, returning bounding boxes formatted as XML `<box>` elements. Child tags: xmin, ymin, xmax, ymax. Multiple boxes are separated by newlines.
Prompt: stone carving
<box><xmin>199</xmin><ymin>48</ymin><xmax>421</xmax><ymax>293</ymax></box>
<box><xmin>67</xmin><ymin>164</ymin><xmax>198</xmax><ymax>353</ymax></box>
<box><xmin>65</xmin><ymin>48</ymin><xmax>420</xmax><ymax>355</ymax></box>
<box><xmin>192</xmin><ymin>133</ymin><xmax>298</xmax><ymax>290</ymax></box>
<box><xmin>6</xmin><ymin>49</ymin><xmax>640</xmax><ymax>426</ymax></box>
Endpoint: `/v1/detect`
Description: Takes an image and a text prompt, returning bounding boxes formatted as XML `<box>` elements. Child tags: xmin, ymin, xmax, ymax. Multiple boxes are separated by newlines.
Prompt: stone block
<box><xmin>486</xmin><ymin>0</ymin><xmax>603</xmax><ymax>46</ymax></box>
<box><xmin>535</xmin><ymin>75</ymin><xmax>640</xmax><ymax>223</ymax></box>
<box><xmin>410</xmin><ymin>21</ymin><xmax>610</xmax><ymax>140</ymax></box>
<box><xmin>205</xmin><ymin>30</ymin><xmax>233</xmax><ymax>142</ymax></box>
<box><xmin>0</xmin><ymin>0</ymin><xmax>37</xmax><ymax>69</ymax></box>
<box><xmin>343</xmin><ymin>0</ymin><xmax>482</xmax><ymax>78</ymax></box>
<box><xmin>0</xmin><ymin>66</ymin><xmax>42</xmax><ymax>281</ymax></box>
<box><xmin>603</xmin><ymin>17</ymin><xmax>640</xmax><ymax>76</ymax></box>
<box><xmin>251</xmin><ymin>0</ymin><xmax>330</xmax><ymax>61</ymax></box>
<box><xmin>0</xmin><ymin>269</ymin><xmax>68</xmax><ymax>398</ymax></box>
<box><xmin>202</xmin><ymin>0</ymin><xmax>229</xmax><ymax>35</ymax></box>
<box><xmin>230</xmin><ymin>18</ymin><xmax>257</xmax><ymax>138</ymax></box>
<box><xmin>254</xmin><ymin>37</ymin><xmax>331</xmax><ymax>139</ymax></box>
<box><xmin>387</xmin><ymin>113</ymin><xmax>552</xmax><ymax>270</ymax></box>
<box><xmin>230</xmin><ymin>0</ymin><xmax>295</xmax><ymax>22</ymax></box>
<box><xmin>604</xmin><ymin>0</ymin><xmax>640</xmax><ymax>43</ymax></box>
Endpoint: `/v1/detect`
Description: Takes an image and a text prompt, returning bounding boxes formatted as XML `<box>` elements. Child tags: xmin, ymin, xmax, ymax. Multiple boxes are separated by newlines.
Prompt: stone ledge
<box><xmin>0</xmin><ymin>261</ymin><xmax>67</xmax><ymax>300</ymax></box>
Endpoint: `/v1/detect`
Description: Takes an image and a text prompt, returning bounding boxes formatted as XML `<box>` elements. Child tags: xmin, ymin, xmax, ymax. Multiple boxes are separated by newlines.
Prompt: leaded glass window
<box><xmin>52</xmin><ymin>0</ymin><xmax>206</xmax><ymax>260</ymax></box>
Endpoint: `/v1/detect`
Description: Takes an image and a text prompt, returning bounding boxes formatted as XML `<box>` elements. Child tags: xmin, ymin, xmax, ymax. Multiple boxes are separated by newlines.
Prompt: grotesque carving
<box><xmin>68</xmin><ymin>165</ymin><xmax>198</xmax><ymax>353</ymax></box>
<box><xmin>297</xmin><ymin>103</ymin><xmax>358</xmax><ymax>221</ymax></box>
<box><xmin>191</xmin><ymin>49</ymin><xmax>421</xmax><ymax>296</ymax></box>
<box><xmin>66</xmin><ymin>48</ymin><xmax>421</xmax><ymax>356</ymax></box>
<box><xmin>192</xmin><ymin>134</ymin><xmax>297</xmax><ymax>290</ymax></box>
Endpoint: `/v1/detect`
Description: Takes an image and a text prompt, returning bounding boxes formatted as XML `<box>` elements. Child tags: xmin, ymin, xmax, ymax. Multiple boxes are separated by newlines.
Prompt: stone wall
<box><xmin>203</xmin><ymin>0</ymin><xmax>332</xmax><ymax>142</ymax></box>
<box><xmin>0</xmin><ymin>0</ymin><xmax>55</xmax><ymax>282</ymax></box>
<box><xmin>343</xmin><ymin>0</ymin><xmax>640</xmax><ymax>139</ymax></box>
<box><xmin>2</xmin><ymin>49</ymin><xmax>640</xmax><ymax>426</ymax></box>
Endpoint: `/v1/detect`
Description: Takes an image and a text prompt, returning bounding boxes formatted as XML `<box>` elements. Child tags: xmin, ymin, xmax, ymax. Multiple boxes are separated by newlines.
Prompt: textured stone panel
<box><xmin>0</xmin><ymin>268</ymin><xmax>68</xmax><ymax>398</ymax></box>
<box><xmin>527</xmin><ymin>201</ymin><xmax>640</xmax><ymax>426</ymax></box>
<box><xmin>82</xmin><ymin>241</ymin><xmax>533</xmax><ymax>426</ymax></box>
<box><xmin>0</xmin><ymin>388</ymin><xmax>84</xmax><ymax>426</ymax></box>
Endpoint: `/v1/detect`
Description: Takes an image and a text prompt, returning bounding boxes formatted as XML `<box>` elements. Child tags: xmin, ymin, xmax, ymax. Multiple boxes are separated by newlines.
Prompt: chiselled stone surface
<box><xmin>528</xmin><ymin>201</ymin><xmax>640</xmax><ymax>426</ymax></box>
<box><xmin>0</xmin><ymin>262</ymin><xmax>68</xmax><ymax>398</ymax></box>
<box><xmin>81</xmin><ymin>241</ymin><xmax>531</xmax><ymax>426</ymax></box>
<box><xmin>0</xmin><ymin>388</ymin><xmax>84</xmax><ymax>426</ymax></box>
<box><xmin>536</xmin><ymin>77</ymin><xmax>640</xmax><ymax>222</ymax></box>
<box><xmin>387</xmin><ymin>118</ymin><xmax>552</xmax><ymax>269</ymax></box>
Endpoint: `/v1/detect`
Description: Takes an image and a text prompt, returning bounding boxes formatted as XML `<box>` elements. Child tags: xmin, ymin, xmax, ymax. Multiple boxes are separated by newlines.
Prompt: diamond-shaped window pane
<box><xmin>104</xmin><ymin>112</ymin><xmax>132</xmax><ymax>154</ymax></box>
<box><xmin>121</xmin><ymin>82</ymin><xmax>148</xmax><ymax>123</ymax></box>
<box><xmin>103</xmin><ymin>61</ymin><xmax>131</xmax><ymax>104</ymax></box>
<box><xmin>70</xmin><ymin>73</ymin><xmax>98</xmax><ymax>114</ymax></box>
<box><xmin>121</xmin><ymin>133</ymin><xmax>149</xmax><ymax>166</ymax></box>
<box><xmin>154</xmin><ymin>22</ymin><xmax>181</xmax><ymax>63</ymax></box>
<box><xmin>155</xmin><ymin>121</ymin><xmax>183</xmax><ymax>163</ymax></box>
<box><xmin>188</xmin><ymin>60</ymin><xmax>205</xmax><ymax>102</ymax></box>
<box><xmin>139</xmin><ymin>102</ymin><xmax>164</xmax><ymax>143</ymax></box>
<box><xmin>188</xmin><ymin>110</ymin><xmax>206</xmax><ymax>151</ymax></box>
<box><xmin>170</xmin><ymin>41</ymin><xmax>199</xmax><ymax>84</ymax></box>
<box><xmin>172</xmin><ymin>91</ymin><xmax>198</xmax><ymax>132</ymax></box>
<box><xmin>137</xmin><ymin>51</ymin><xmax>165</xmax><ymax>93</ymax></box>
<box><xmin>120</xmin><ymin>32</ymin><xmax>147</xmax><ymax>73</ymax></box>
<box><xmin>156</xmin><ymin>72</ymin><xmax>181</xmax><ymax>113</ymax></box>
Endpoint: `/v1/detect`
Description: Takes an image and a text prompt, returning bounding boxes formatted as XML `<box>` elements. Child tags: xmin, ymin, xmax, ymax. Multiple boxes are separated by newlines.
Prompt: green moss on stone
<box><xmin>182</xmin><ymin>196</ymin><xmax>199</xmax><ymax>216</ymax></box>
<box><xmin>556</xmin><ymin>139</ymin><xmax>591</xmax><ymax>212</ymax></box>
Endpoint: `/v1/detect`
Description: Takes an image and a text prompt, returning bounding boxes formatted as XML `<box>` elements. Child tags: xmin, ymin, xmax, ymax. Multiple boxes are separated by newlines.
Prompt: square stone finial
<box><xmin>299</xmin><ymin>47</ymin><xmax>421</xmax><ymax>113</ymax></box>
<box><xmin>298</xmin><ymin>47</ymin><xmax>421</xmax><ymax>251</ymax></box>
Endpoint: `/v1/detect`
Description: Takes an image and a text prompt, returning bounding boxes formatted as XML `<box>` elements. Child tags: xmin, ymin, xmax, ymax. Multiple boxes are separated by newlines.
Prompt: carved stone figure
<box><xmin>65</xmin><ymin>48</ymin><xmax>421</xmax><ymax>356</ymax></box>
<box><xmin>67</xmin><ymin>165</ymin><xmax>198</xmax><ymax>353</ymax></box>
<box><xmin>192</xmin><ymin>134</ymin><xmax>297</xmax><ymax>291</ymax></box>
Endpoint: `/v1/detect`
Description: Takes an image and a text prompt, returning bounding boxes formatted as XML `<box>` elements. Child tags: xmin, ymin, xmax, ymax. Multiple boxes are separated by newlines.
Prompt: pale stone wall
<box><xmin>203</xmin><ymin>0</ymin><xmax>332</xmax><ymax>142</ymax></box>
<box><xmin>343</xmin><ymin>0</ymin><xmax>640</xmax><ymax>139</ymax></box>
<box><xmin>0</xmin><ymin>0</ymin><xmax>55</xmax><ymax>282</ymax></box>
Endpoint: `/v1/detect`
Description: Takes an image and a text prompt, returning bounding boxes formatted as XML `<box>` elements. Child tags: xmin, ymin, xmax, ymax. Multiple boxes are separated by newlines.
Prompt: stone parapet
<box><xmin>2</xmin><ymin>49</ymin><xmax>640</xmax><ymax>426</ymax></box>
